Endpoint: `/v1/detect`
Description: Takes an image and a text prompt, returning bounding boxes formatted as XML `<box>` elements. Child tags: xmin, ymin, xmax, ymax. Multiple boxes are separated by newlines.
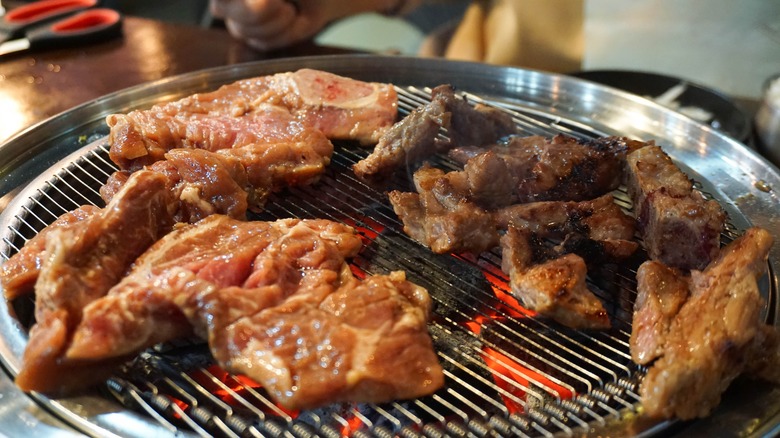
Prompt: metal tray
<box><xmin>0</xmin><ymin>55</ymin><xmax>779</xmax><ymax>437</ymax></box>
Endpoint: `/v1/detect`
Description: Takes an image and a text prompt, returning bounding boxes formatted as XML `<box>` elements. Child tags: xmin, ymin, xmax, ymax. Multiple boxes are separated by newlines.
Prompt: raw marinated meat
<box><xmin>102</xmin><ymin>148</ymin><xmax>250</xmax><ymax>222</ymax></box>
<box><xmin>14</xmin><ymin>170</ymin><xmax>175</xmax><ymax>393</ymax></box>
<box><xmin>107</xmin><ymin>69</ymin><xmax>395</xmax><ymax>170</ymax></box>
<box><xmin>1</xmin><ymin>205</ymin><xmax>100</xmax><ymax>300</ymax></box>
<box><xmin>108</xmin><ymin>103</ymin><xmax>334</xmax><ymax>175</ymax></box>
<box><xmin>61</xmin><ymin>216</ymin><xmax>443</xmax><ymax>408</ymax></box>
<box><xmin>637</xmin><ymin>227</ymin><xmax>775</xmax><ymax>419</ymax></box>
<box><xmin>625</xmin><ymin>144</ymin><xmax>725</xmax><ymax>270</ymax></box>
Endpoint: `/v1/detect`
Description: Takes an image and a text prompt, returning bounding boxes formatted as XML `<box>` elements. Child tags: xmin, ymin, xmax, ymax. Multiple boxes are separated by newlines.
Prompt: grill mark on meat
<box><xmin>635</xmin><ymin>227</ymin><xmax>775</xmax><ymax>419</ymax></box>
<box><xmin>353</xmin><ymin>84</ymin><xmax>518</xmax><ymax>185</ymax></box>
<box><xmin>14</xmin><ymin>170</ymin><xmax>175</xmax><ymax>393</ymax></box>
<box><xmin>494</xmin><ymin>194</ymin><xmax>638</xmax><ymax>263</ymax></box>
<box><xmin>451</xmin><ymin>135</ymin><xmax>640</xmax><ymax>204</ymax></box>
<box><xmin>61</xmin><ymin>216</ymin><xmax>442</xmax><ymax>408</ymax></box>
<box><xmin>500</xmin><ymin>226</ymin><xmax>611</xmax><ymax>330</ymax></box>
<box><xmin>625</xmin><ymin>144</ymin><xmax>726</xmax><ymax>270</ymax></box>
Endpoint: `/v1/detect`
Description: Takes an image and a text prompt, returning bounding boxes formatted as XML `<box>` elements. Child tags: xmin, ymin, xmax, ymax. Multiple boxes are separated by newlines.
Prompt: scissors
<box><xmin>0</xmin><ymin>0</ymin><xmax>122</xmax><ymax>56</ymax></box>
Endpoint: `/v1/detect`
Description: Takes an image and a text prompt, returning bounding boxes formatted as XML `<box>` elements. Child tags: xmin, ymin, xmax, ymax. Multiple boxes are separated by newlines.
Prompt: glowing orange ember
<box><xmin>455</xmin><ymin>259</ymin><xmax>573</xmax><ymax>414</ymax></box>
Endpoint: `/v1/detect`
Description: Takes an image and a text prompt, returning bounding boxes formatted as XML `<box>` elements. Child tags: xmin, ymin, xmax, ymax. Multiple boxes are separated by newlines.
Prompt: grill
<box><xmin>0</xmin><ymin>56</ymin><xmax>778</xmax><ymax>438</ymax></box>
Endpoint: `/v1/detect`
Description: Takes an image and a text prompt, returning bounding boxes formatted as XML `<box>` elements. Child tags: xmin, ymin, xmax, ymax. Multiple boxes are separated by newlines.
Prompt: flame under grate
<box><xmin>0</xmin><ymin>86</ymin><xmax>750</xmax><ymax>438</ymax></box>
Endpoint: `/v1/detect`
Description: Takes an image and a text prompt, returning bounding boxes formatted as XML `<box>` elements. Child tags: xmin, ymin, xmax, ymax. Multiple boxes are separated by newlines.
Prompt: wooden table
<box><xmin>0</xmin><ymin>15</ymin><xmax>353</xmax><ymax>143</ymax></box>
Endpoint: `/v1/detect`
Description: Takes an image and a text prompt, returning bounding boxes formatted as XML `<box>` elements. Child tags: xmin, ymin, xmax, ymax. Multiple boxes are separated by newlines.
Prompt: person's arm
<box><xmin>209</xmin><ymin>0</ymin><xmax>422</xmax><ymax>51</ymax></box>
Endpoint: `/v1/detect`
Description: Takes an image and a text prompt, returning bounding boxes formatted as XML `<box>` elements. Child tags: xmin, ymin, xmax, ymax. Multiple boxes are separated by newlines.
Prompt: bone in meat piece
<box><xmin>107</xmin><ymin>69</ymin><xmax>395</xmax><ymax>170</ymax></box>
<box><xmin>0</xmin><ymin>205</ymin><xmax>100</xmax><ymax>300</ymax></box>
<box><xmin>353</xmin><ymin>84</ymin><xmax>517</xmax><ymax>185</ymax></box>
<box><xmin>64</xmin><ymin>216</ymin><xmax>443</xmax><ymax>408</ymax></box>
<box><xmin>500</xmin><ymin>226</ymin><xmax>611</xmax><ymax>330</ymax></box>
<box><xmin>637</xmin><ymin>227</ymin><xmax>775</xmax><ymax>419</ymax></box>
<box><xmin>625</xmin><ymin>144</ymin><xmax>725</xmax><ymax>270</ymax></box>
<box><xmin>14</xmin><ymin>170</ymin><xmax>175</xmax><ymax>393</ymax></box>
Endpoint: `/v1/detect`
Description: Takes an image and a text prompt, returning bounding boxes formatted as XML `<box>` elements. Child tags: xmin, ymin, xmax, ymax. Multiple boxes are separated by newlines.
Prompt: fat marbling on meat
<box><xmin>11</xmin><ymin>170</ymin><xmax>175</xmax><ymax>393</ymax></box>
<box><xmin>107</xmin><ymin>69</ymin><xmax>396</xmax><ymax>171</ymax></box>
<box><xmin>62</xmin><ymin>216</ymin><xmax>443</xmax><ymax>409</ymax></box>
<box><xmin>625</xmin><ymin>143</ymin><xmax>726</xmax><ymax>270</ymax></box>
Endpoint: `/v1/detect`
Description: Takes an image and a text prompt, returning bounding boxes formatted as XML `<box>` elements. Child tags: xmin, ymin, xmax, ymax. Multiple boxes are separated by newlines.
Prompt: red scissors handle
<box><xmin>26</xmin><ymin>8</ymin><xmax>122</xmax><ymax>49</ymax></box>
<box><xmin>0</xmin><ymin>0</ymin><xmax>98</xmax><ymax>41</ymax></box>
<box><xmin>5</xmin><ymin>0</ymin><xmax>98</xmax><ymax>23</ymax></box>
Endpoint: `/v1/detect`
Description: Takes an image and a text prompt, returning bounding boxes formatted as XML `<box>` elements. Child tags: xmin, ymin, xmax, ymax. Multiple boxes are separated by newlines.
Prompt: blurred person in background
<box><xmin>207</xmin><ymin>0</ymin><xmax>583</xmax><ymax>73</ymax></box>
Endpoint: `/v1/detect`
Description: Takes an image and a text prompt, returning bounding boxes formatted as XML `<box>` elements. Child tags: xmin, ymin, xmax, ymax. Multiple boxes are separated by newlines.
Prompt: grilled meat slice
<box><xmin>64</xmin><ymin>216</ymin><xmax>442</xmax><ymax>408</ymax></box>
<box><xmin>67</xmin><ymin>217</ymin><xmax>362</xmax><ymax>360</ymax></box>
<box><xmin>629</xmin><ymin>261</ymin><xmax>689</xmax><ymax>365</ymax></box>
<box><xmin>353</xmin><ymin>84</ymin><xmax>517</xmax><ymax>185</ymax></box>
<box><xmin>388</xmin><ymin>164</ymin><xmax>500</xmax><ymax>254</ymax></box>
<box><xmin>15</xmin><ymin>170</ymin><xmax>175</xmax><ymax>393</ymax></box>
<box><xmin>108</xmin><ymin>69</ymin><xmax>395</xmax><ymax>170</ymax></box>
<box><xmin>353</xmin><ymin>87</ymin><xmax>448</xmax><ymax>185</ymax></box>
<box><xmin>626</xmin><ymin>144</ymin><xmax>725</xmax><ymax>270</ymax></box>
<box><xmin>637</xmin><ymin>227</ymin><xmax>774</xmax><ymax>419</ymax></box>
<box><xmin>436</xmin><ymin>87</ymin><xmax>518</xmax><ymax>149</ymax></box>
<box><xmin>494</xmin><ymin>194</ymin><xmax>638</xmax><ymax>262</ymax></box>
<box><xmin>1</xmin><ymin>205</ymin><xmax>100</xmax><ymax>300</ymax></box>
<box><xmin>102</xmin><ymin>148</ymin><xmax>250</xmax><ymax>222</ymax></box>
<box><xmin>450</xmin><ymin>135</ymin><xmax>639</xmax><ymax>203</ymax></box>
<box><xmin>500</xmin><ymin>226</ymin><xmax>611</xmax><ymax>330</ymax></box>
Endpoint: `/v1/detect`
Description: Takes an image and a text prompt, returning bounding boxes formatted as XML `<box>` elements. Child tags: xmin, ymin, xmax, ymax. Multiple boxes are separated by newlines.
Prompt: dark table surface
<box><xmin>0</xmin><ymin>14</ymin><xmax>354</xmax><ymax>143</ymax></box>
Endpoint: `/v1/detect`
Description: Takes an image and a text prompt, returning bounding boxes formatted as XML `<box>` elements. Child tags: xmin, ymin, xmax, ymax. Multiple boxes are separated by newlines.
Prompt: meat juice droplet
<box><xmin>754</xmin><ymin>180</ymin><xmax>772</xmax><ymax>192</ymax></box>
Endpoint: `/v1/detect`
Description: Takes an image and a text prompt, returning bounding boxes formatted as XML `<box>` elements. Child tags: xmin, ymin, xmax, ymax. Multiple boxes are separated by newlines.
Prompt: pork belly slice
<box><xmin>636</xmin><ymin>227</ymin><xmax>775</xmax><ymax>420</ymax></box>
<box><xmin>353</xmin><ymin>84</ymin><xmax>517</xmax><ymax>185</ymax></box>
<box><xmin>102</xmin><ymin>148</ymin><xmax>250</xmax><ymax>223</ymax></box>
<box><xmin>64</xmin><ymin>216</ymin><xmax>443</xmax><ymax>408</ymax></box>
<box><xmin>500</xmin><ymin>226</ymin><xmax>611</xmax><ymax>330</ymax></box>
<box><xmin>1</xmin><ymin>205</ymin><xmax>100</xmax><ymax>300</ymax></box>
<box><xmin>626</xmin><ymin>144</ymin><xmax>725</xmax><ymax>270</ymax></box>
<box><xmin>451</xmin><ymin>135</ymin><xmax>641</xmax><ymax>203</ymax></box>
<box><xmin>388</xmin><ymin>164</ymin><xmax>500</xmax><ymax>254</ymax></box>
<box><xmin>15</xmin><ymin>170</ymin><xmax>175</xmax><ymax>393</ymax></box>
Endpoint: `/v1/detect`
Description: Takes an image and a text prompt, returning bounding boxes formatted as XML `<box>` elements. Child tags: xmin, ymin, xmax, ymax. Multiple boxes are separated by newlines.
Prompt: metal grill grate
<box><xmin>0</xmin><ymin>86</ymin><xmax>754</xmax><ymax>437</ymax></box>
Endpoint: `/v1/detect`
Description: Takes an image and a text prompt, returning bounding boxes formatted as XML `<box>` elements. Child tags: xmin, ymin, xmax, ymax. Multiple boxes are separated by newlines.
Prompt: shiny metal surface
<box><xmin>0</xmin><ymin>55</ymin><xmax>779</xmax><ymax>437</ymax></box>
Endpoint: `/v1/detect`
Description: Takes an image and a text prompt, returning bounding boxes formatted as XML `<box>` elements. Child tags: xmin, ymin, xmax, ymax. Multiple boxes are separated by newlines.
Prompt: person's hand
<box><xmin>209</xmin><ymin>0</ymin><xmax>412</xmax><ymax>52</ymax></box>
